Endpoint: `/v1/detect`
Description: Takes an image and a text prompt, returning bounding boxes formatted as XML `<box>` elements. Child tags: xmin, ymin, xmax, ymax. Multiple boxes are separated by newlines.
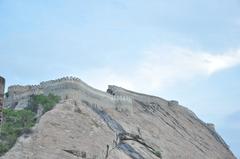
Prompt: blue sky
<box><xmin>0</xmin><ymin>0</ymin><xmax>240</xmax><ymax>157</ymax></box>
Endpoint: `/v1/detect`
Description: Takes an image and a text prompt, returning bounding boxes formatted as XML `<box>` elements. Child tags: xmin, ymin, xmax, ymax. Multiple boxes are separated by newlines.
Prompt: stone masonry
<box><xmin>1</xmin><ymin>76</ymin><xmax>237</xmax><ymax>159</ymax></box>
<box><xmin>0</xmin><ymin>76</ymin><xmax>5</xmax><ymax>126</ymax></box>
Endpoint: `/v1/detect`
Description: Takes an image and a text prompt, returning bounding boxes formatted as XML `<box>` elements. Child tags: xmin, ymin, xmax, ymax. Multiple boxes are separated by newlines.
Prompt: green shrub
<box><xmin>0</xmin><ymin>93</ymin><xmax>60</xmax><ymax>156</ymax></box>
<box><xmin>0</xmin><ymin>109</ymin><xmax>36</xmax><ymax>156</ymax></box>
<box><xmin>26</xmin><ymin>93</ymin><xmax>60</xmax><ymax>113</ymax></box>
<box><xmin>154</xmin><ymin>150</ymin><xmax>162</xmax><ymax>158</ymax></box>
<box><xmin>0</xmin><ymin>144</ymin><xmax>8</xmax><ymax>155</ymax></box>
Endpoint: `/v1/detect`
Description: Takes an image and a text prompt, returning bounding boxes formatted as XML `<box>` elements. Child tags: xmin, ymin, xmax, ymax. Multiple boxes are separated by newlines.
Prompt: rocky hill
<box><xmin>1</xmin><ymin>77</ymin><xmax>236</xmax><ymax>159</ymax></box>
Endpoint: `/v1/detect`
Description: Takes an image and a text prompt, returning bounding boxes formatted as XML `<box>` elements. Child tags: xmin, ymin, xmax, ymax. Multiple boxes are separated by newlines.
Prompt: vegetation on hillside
<box><xmin>26</xmin><ymin>93</ymin><xmax>61</xmax><ymax>113</ymax></box>
<box><xmin>154</xmin><ymin>150</ymin><xmax>162</xmax><ymax>158</ymax></box>
<box><xmin>0</xmin><ymin>93</ymin><xmax>60</xmax><ymax>156</ymax></box>
<box><xmin>0</xmin><ymin>109</ymin><xmax>35</xmax><ymax>155</ymax></box>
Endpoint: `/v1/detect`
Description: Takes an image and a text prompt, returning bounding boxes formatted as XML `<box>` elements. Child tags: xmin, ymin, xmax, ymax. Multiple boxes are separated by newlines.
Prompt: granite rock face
<box><xmin>1</xmin><ymin>77</ymin><xmax>236</xmax><ymax>159</ymax></box>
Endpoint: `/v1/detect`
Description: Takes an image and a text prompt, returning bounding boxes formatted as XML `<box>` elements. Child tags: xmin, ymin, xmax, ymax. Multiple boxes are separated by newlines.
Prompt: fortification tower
<box><xmin>0</xmin><ymin>76</ymin><xmax>5</xmax><ymax>128</ymax></box>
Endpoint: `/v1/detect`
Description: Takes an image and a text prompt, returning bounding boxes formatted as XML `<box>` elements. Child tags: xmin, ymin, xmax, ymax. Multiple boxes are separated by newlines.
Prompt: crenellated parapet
<box><xmin>7</xmin><ymin>77</ymin><xmax>135</xmax><ymax>101</ymax></box>
<box><xmin>7</xmin><ymin>77</ymin><xmax>83</xmax><ymax>97</ymax></box>
<box><xmin>111</xmin><ymin>95</ymin><xmax>132</xmax><ymax>102</ymax></box>
<box><xmin>107</xmin><ymin>85</ymin><xmax>169</xmax><ymax>106</ymax></box>
<box><xmin>6</xmin><ymin>77</ymin><xmax>192</xmax><ymax>111</ymax></box>
<box><xmin>4</xmin><ymin>77</ymin><xmax>134</xmax><ymax>109</ymax></box>
<box><xmin>5</xmin><ymin>77</ymin><xmax>80</xmax><ymax>108</ymax></box>
<box><xmin>111</xmin><ymin>95</ymin><xmax>133</xmax><ymax>113</ymax></box>
<box><xmin>39</xmin><ymin>76</ymin><xmax>81</xmax><ymax>88</ymax></box>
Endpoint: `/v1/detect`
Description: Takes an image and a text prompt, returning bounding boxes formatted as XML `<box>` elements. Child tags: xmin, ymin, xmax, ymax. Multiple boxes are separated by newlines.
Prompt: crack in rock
<box><xmin>82</xmin><ymin>101</ymin><xmax>145</xmax><ymax>159</ymax></box>
<box><xmin>83</xmin><ymin>101</ymin><xmax>161</xmax><ymax>159</ymax></box>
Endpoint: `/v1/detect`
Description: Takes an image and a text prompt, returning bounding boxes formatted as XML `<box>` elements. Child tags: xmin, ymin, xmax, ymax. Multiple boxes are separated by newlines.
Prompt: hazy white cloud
<box><xmin>136</xmin><ymin>46</ymin><xmax>240</xmax><ymax>91</ymax></box>
<box><xmin>82</xmin><ymin>46</ymin><xmax>240</xmax><ymax>93</ymax></box>
<box><xmin>204</xmin><ymin>51</ymin><xmax>240</xmax><ymax>74</ymax></box>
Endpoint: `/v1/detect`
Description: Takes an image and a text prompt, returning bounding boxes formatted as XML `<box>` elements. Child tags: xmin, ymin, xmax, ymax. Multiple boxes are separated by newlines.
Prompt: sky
<box><xmin>0</xmin><ymin>0</ymin><xmax>240</xmax><ymax>157</ymax></box>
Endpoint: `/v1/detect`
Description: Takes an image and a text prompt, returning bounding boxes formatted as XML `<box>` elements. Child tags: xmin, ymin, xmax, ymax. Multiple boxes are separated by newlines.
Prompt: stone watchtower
<box><xmin>0</xmin><ymin>76</ymin><xmax>5</xmax><ymax>126</ymax></box>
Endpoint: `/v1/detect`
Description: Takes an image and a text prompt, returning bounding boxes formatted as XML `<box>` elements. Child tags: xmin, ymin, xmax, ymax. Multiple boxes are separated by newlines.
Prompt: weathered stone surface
<box><xmin>0</xmin><ymin>76</ymin><xmax>5</xmax><ymax>125</ymax></box>
<box><xmin>1</xmin><ymin>77</ymin><xmax>236</xmax><ymax>159</ymax></box>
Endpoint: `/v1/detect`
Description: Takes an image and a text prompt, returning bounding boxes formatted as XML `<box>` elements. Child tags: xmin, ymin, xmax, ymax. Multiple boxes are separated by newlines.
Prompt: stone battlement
<box><xmin>107</xmin><ymin>85</ymin><xmax>174</xmax><ymax>106</ymax></box>
<box><xmin>39</xmin><ymin>76</ymin><xmax>81</xmax><ymax>87</ymax></box>
<box><xmin>8</xmin><ymin>76</ymin><xmax>98</xmax><ymax>95</ymax></box>
<box><xmin>5</xmin><ymin>77</ymin><xmax>133</xmax><ymax>109</ymax></box>
<box><xmin>5</xmin><ymin>77</ymin><xmax>183</xmax><ymax>110</ymax></box>
<box><xmin>8</xmin><ymin>76</ymin><xmax>82</xmax><ymax>92</ymax></box>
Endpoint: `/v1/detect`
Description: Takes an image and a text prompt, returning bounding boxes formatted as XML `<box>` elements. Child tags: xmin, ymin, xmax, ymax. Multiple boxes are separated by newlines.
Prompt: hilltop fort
<box><xmin>0</xmin><ymin>76</ymin><xmax>236</xmax><ymax>159</ymax></box>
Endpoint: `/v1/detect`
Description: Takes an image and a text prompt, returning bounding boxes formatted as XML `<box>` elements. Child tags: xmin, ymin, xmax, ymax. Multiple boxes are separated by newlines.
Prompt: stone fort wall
<box><xmin>0</xmin><ymin>76</ymin><xmax>5</xmax><ymax>125</ymax></box>
<box><xmin>107</xmin><ymin>85</ymin><xmax>171</xmax><ymax>106</ymax></box>
<box><xmin>4</xmin><ymin>77</ymin><xmax>132</xmax><ymax>109</ymax></box>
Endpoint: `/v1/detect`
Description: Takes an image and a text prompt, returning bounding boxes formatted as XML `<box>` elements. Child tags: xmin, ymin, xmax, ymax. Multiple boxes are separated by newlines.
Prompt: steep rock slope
<box><xmin>2</xmin><ymin>77</ymin><xmax>236</xmax><ymax>159</ymax></box>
